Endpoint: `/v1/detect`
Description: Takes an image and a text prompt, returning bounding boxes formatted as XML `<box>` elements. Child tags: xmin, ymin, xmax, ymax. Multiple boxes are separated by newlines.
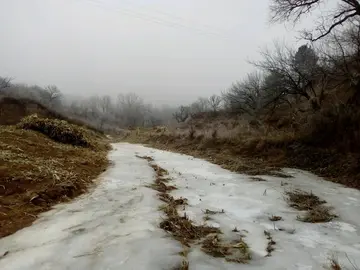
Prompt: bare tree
<box><xmin>197</xmin><ymin>97</ymin><xmax>210</xmax><ymax>112</ymax></box>
<box><xmin>42</xmin><ymin>85</ymin><xmax>62</xmax><ymax>106</ymax></box>
<box><xmin>223</xmin><ymin>71</ymin><xmax>265</xmax><ymax>115</ymax></box>
<box><xmin>254</xmin><ymin>43</ymin><xmax>324</xmax><ymax>110</ymax></box>
<box><xmin>208</xmin><ymin>95</ymin><xmax>222</xmax><ymax>113</ymax></box>
<box><xmin>117</xmin><ymin>93</ymin><xmax>146</xmax><ymax>127</ymax></box>
<box><xmin>319</xmin><ymin>21</ymin><xmax>360</xmax><ymax>103</ymax></box>
<box><xmin>173</xmin><ymin>106</ymin><xmax>190</xmax><ymax>123</ymax></box>
<box><xmin>270</xmin><ymin>0</ymin><xmax>360</xmax><ymax>41</ymax></box>
<box><xmin>189</xmin><ymin>97</ymin><xmax>210</xmax><ymax>115</ymax></box>
<box><xmin>98</xmin><ymin>95</ymin><xmax>113</xmax><ymax>114</ymax></box>
<box><xmin>0</xmin><ymin>77</ymin><xmax>11</xmax><ymax>92</ymax></box>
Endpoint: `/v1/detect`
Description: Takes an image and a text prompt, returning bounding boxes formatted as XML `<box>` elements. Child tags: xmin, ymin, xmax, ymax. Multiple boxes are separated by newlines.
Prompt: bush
<box><xmin>303</xmin><ymin>105</ymin><xmax>360</xmax><ymax>152</ymax></box>
<box><xmin>18</xmin><ymin>114</ymin><xmax>91</xmax><ymax>147</ymax></box>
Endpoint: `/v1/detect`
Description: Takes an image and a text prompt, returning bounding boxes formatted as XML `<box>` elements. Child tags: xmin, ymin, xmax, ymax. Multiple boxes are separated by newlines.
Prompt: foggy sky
<box><xmin>0</xmin><ymin>0</ymin><xmax>308</xmax><ymax>105</ymax></box>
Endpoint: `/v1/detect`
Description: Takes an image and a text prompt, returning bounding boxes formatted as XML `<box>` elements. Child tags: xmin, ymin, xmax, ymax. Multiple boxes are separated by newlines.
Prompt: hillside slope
<box><xmin>0</xmin><ymin>112</ymin><xmax>109</xmax><ymax>237</ymax></box>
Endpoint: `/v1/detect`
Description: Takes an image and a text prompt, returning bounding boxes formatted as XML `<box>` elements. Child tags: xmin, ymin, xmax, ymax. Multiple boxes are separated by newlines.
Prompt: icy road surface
<box><xmin>1</xmin><ymin>143</ymin><xmax>360</xmax><ymax>270</ymax></box>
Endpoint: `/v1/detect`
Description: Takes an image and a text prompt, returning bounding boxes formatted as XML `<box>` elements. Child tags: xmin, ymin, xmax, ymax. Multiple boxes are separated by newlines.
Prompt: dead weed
<box><xmin>286</xmin><ymin>190</ymin><xmax>336</xmax><ymax>223</ymax></box>
<box><xmin>285</xmin><ymin>190</ymin><xmax>326</xmax><ymax>211</ymax></box>
<box><xmin>201</xmin><ymin>234</ymin><xmax>251</xmax><ymax>263</ymax></box>
<box><xmin>269</xmin><ymin>215</ymin><xmax>282</xmax><ymax>222</ymax></box>
<box><xmin>144</xmin><ymin>160</ymin><xmax>250</xmax><ymax>265</ymax></box>
<box><xmin>297</xmin><ymin>205</ymin><xmax>337</xmax><ymax>223</ymax></box>
<box><xmin>264</xmin><ymin>230</ymin><xmax>276</xmax><ymax>257</ymax></box>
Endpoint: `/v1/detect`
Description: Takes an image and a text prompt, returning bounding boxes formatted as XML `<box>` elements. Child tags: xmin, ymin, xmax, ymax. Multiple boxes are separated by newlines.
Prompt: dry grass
<box><xmin>122</xmin><ymin>112</ymin><xmax>360</xmax><ymax>189</ymax></box>
<box><xmin>264</xmin><ymin>230</ymin><xmax>276</xmax><ymax>257</ymax></box>
<box><xmin>150</xmin><ymin>164</ymin><xmax>169</xmax><ymax>178</ymax></box>
<box><xmin>159</xmin><ymin>211</ymin><xmax>220</xmax><ymax>247</ymax></box>
<box><xmin>145</xmin><ymin>161</ymin><xmax>220</xmax><ymax>247</ymax></box>
<box><xmin>285</xmin><ymin>190</ymin><xmax>336</xmax><ymax>223</ymax></box>
<box><xmin>269</xmin><ymin>215</ymin><xmax>282</xmax><ymax>222</ymax></box>
<box><xmin>18</xmin><ymin>114</ymin><xmax>94</xmax><ymax>148</ymax></box>
<box><xmin>0</xmin><ymin>122</ymin><xmax>109</xmax><ymax>238</ymax></box>
<box><xmin>327</xmin><ymin>257</ymin><xmax>342</xmax><ymax>270</ymax></box>
<box><xmin>285</xmin><ymin>190</ymin><xmax>326</xmax><ymax>211</ymax></box>
<box><xmin>143</xmin><ymin>159</ymin><xmax>250</xmax><ymax>265</ymax></box>
<box><xmin>298</xmin><ymin>205</ymin><xmax>337</xmax><ymax>223</ymax></box>
<box><xmin>158</xmin><ymin>193</ymin><xmax>188</xmax><ymax>205</ymax></box>
<box><xmin>148</xmin><ymin>179</ymin><xmax>177</xmax><ymax>193</ymax></box>
<box><xmin>201</xmin><ymin>234</ymin><xmax>251</xmax><ymax>263</ymax></box>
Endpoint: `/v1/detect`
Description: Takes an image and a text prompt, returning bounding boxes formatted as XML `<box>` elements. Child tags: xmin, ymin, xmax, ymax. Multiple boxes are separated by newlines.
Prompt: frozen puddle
<box><xmin>1</xmin><ymin>143</ymin><xmax>360</xmax><ymax>269</ymax></box>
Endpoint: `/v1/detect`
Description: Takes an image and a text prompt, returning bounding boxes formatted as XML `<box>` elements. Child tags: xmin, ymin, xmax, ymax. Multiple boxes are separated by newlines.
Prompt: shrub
<box><xmin>18</xmin><ymin>114</ymin><xmax>91</xmax><ymax>147</ymax></box>
<box><xmin>304</xmin><ymin>104</ymin><xmax>360</xmax><ymax>152</ymax></box>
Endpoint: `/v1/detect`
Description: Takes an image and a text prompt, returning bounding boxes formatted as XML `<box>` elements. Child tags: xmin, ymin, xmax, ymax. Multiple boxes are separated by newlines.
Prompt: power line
<box><xmin>80</xmin><ymin>0</ymin><xmax>233</xmax><ymax>41</ymax></box>
<box><xmin>118</xmin><ymin>0</ymin><xmax>226</xmax><ymax>34</ymax></box>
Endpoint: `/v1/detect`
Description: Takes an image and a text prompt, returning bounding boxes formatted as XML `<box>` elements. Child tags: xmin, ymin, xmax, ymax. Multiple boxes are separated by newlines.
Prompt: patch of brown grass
<box><xmin>148</xmin><ymin>179</ymin><xmax>177</xmax><ymax>193</ymax></box>
<box><xmin>145</xmin><ymin>161</ymin><xmax>220</xmax><ymax>247</ymax></box>
<box><xmin>201</xmin><ymin>234</ymin><xmax>232</xmax><ymax>257</ymax></box>
<box><xmin>150</xmin><ymin>164</ymin><xmax>169</xmax><ymax>178</ymax></box>
<box><xmin>297</xmin><ymin>205</ymin><xmax>337</xmax><ymax>223</ymax></box>
<box><xmin>0</xmin><ymin>124</ymin><xmax>109</xmax><ymax>238</ymax></box>
<box><xmin>269</xmin><ymin>215</ymin><xmax>282</xmax><ymax>222</ymax></box>
<box><xmin>158</xmin><ymin>193</ymin><xmax>187</xmax><ymax>205</ymax></box>
<box><xmin>143</xmin><ymin>159</ymin><xmax>250</xmax><ymax>265</ymax></box>
<box><xmin>201</xmin><ymin>234</ymin><xmax>251</xmax><ymax>263</ymax></box>
<box><xmin>285</xmin><ymin>190</ymin><xmax>336</xmax><ymax>223</ymax></box>
<box><xmin>285</xmin><ymin>190</ymin><xmax>326</xmax><ymax>211</ymax></box>
<box><xmin>159</xmin><ymin>211</ymin><xmax>220</xmax><ymax>247</ymax></box>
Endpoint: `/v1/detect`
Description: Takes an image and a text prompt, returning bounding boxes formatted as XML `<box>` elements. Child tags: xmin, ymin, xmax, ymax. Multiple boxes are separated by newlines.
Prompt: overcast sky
<box><xmin>0</xmin><ymin>0</ymin><xmax>309</xmax><ymax>105</ymax></box>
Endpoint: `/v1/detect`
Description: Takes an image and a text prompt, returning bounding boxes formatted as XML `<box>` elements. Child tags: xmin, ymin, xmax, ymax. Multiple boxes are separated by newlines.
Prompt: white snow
<box><xmin>1</xmin><ymin>143</ymin><xmax>360</xmax><ymax>270</ymax></box>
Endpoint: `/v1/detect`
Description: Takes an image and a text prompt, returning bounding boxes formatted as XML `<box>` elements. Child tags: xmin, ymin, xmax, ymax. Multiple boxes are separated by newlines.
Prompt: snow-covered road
<box><xmin>1</xmin><ymin>143</ymin><xmax>360</xmax><ymax>270</ymax></box>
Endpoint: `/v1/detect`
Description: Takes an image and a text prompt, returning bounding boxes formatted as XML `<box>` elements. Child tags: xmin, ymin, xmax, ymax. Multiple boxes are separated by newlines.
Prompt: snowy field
<box><xmin>1</xmin><ymin>143</ymin><xmax>360</xmax><ymax>270</ymax></box>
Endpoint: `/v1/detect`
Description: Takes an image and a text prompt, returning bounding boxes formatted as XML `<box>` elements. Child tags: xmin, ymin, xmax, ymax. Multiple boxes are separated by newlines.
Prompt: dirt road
<box><xmin>1</xmin><ymin>143</ymin><xmax>360</xmax><ymax>269</ymax></box>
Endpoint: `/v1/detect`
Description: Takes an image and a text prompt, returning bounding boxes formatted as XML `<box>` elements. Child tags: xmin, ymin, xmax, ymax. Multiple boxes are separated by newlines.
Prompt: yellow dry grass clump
<box><xmin>285</xmin><ymin>190</ymin><xmax>337</xmax><ymax>223</ymax></box>
<box><xmin>0</xmin><ymin>116</ymin><xmax>110</xmax><ymax>238</ymax></box>
<box><xmin>18</xmin><ymin>114</ymin><xmax>92</xmax><ymax>147</ymax></box>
